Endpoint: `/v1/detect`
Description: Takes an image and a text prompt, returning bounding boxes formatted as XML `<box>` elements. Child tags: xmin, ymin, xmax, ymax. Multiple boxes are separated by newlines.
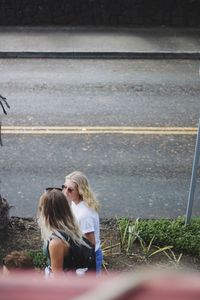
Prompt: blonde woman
<box><xmin>63</xmin><ymin>171</ymin><xmax>103</xmax><ymax>272</ymax></box>
<box><xmin>37</xmin><ymin>188</ymin><xmax>95</xmax><ymax>276</ymax></box>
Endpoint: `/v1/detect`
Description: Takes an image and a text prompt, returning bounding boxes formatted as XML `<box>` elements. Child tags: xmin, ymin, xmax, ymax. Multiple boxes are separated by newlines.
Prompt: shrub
<box><xmin>138</xmin><ymin>217</ymin><xmax>200</xmax><ymax>257</ymax></box>
<box><xmin>27</xmin><ymin>250</ymin><xmax>47</xmax><ymax>269</ymax></box>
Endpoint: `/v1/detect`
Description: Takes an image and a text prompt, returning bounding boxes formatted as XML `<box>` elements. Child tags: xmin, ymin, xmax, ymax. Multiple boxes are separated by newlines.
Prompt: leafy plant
<box><xmin>163</xmin><ymin>248</ymin><xmax>183</xmax><ymax>268</ymax></box>
<box><xmin>27</xmin><ymin>250</ymin><xmax>47</xmax><ymax>269</ymax></box>
<box><xmin>137</xmin><ymin>217</ymin><xmax>200</xmax><ymax>258</ymax></box>
<box><xmin>101</xmin><ymin>240</ymin><xmax>120</xmax><ymax>256</ymax></box>
<box><xmin>117</xmin><ymin>218</ymin><xmax>130</xmax><ymax>250</ymax></box>
<box><xmin>126</xmin><ymin>218</ymin><xmax>140</xmax><ymax>254</ymax></box>
<box><xmin>101</xmin><ymin>240</ymin><xmax>120</xmax><ymax>272</ymax></box>
<box><xmin>117</xmin><ymin>218</ymin><xmax>173</xmax><ymax>263</ymax></box>
<box><xmin>135</xmin><ymin>235</ymin><xmax>173</xmax><ymax>263</ymax></box>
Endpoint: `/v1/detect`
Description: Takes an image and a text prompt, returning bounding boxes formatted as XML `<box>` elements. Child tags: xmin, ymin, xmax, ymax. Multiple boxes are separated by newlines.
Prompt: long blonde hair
<box><xmin>65</xmin><ymin>171</ymin><xmax>100</xmax><ymax>212</ymax></box>
<box><xmin>37</xmin><ymin>189</ymin><xmax>85</xmax><ymax>245</ymax></box>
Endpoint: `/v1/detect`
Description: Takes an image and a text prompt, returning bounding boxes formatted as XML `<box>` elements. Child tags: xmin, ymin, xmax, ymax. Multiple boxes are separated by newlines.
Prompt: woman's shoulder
<box><xmin>73</xmin><ymin>201</ymin><xmax>99</xmax><ymax>220</ymax></box>
<box><xmin>49</xmin><ymin>236</ymin><xmax>64</xmax><ymax>248</ymax></box>
<box><xmin>81</xmin><ymin>205</ymin><xmax>99</xmax><ymax>222</ymax></box>
<box><xmin>80</xmin><ymin>201</ymin><xmax>97</xmax><ymax>215</ymax></box>
<box><xmin>49</xmin><ymin>236</ymin><xmax>70</xmax><ymax>254</ymax></box>
<box><xmin>49</xmin><ymin>233</ymin><xmax>70</xmax><ymax>246</ymax></box>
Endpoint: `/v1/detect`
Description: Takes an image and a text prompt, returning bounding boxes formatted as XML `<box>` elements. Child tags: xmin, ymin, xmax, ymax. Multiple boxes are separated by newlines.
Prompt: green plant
<box><xmin>117</xmin><ymin>218</ymin><xmax>130</xmax><ymax>250</ymax></box>
<box><xmin>117</xmin><ymin>218</ymin><xmax>173</xmax><ymax>263</ymax></box>
<box><xmin>27</xmin><ymin>250</ymin><xmax>47</xmax><ymax>269</ymax></box>
<box><xmin>126</xmin><ymin>218</ymin><xmax>140</xmax><ymax>254</ymax></box>
<box><xmin>135</xmin><ymin>235</ymin><xmax>173</xmax><ymax>263</ymax></box>
<box><xmin>117</xmin><ymin>217</ymin><xmax>142</xmax><ymax>254</ymax></box>
<box><xmin>101</xmin><ymin>240</ymin><xmax>120</xmax><ymax>272</ymax></box>
<box><xmin>163</xmin><ymin>248</ymin><xmax>183</xmax><ymax>268</ymax></box>
<box><xmin>137</xmin><ymin>217</ymin><xmax>200</xmax><ymax>258</ymax></box>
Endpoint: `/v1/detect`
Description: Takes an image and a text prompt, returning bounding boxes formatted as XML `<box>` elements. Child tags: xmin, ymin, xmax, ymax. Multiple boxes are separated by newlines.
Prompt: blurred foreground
<box><xmin>1</xmin><ymin>269</ymin><xmax>200</xmax><ymax>300</ymax></box>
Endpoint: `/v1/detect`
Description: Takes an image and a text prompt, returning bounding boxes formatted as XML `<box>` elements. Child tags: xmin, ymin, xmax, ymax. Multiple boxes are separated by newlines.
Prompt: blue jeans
<box><xmin>95</xmin><ymin>247</ymin><xmax>103</xmax><ymax>273</ymax></box>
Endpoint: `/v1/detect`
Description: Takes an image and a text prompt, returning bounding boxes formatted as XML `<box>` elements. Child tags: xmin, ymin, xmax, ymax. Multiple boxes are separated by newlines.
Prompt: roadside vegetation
<box><xmin>26</xmin><ymin>216</ymin><xmax>200</xmax><ymax>271</ymax></box>
<box><xmin>113</xmin><ymin>216</ymin><xmax>200</xmax><ymax>268</ymax></box>
<box><xmin>117</xmin><ymin>216</ymin><xmax>200</xmax><ymax>257</ymax></box>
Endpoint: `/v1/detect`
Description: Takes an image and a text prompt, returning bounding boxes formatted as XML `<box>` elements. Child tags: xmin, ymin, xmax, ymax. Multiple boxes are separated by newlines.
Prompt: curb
<box><xmin>0</xmin><ymin>51</ymin><xmax>200</xmax><ymax>59</ymax></box>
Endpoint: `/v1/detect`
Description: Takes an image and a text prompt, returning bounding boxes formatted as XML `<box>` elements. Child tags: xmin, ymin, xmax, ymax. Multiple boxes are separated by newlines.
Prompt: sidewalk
<box><xmin>0</xmin><ymin>26</ymin><xmax>200</xmax><ymax>59</ymax></box>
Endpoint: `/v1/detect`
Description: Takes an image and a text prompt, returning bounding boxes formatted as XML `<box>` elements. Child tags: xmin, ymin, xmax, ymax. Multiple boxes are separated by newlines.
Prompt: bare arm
<box><xmin>49</xmin><ymin>238</ymin><xmax>70</xmax><ymax>274</ymax></box>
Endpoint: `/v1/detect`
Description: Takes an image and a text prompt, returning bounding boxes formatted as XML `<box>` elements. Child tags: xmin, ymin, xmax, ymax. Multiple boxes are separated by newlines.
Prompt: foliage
<box><xmin>126</xmin><ymin>218</ymin><xmax>140</xmax><ymax>254</ymax></box>
<box><xmin>23</xmin><ymin>216</ymin><xmax>200</xmax><ymax>271</ymax></box>
<box><xmin>101</xmin><ymin>240</ymin><xmax>120</xmax><ymax>272</ymax></box>
<box><xmin>117</xmin><ymin>218</ymin><xmax>173</xmax><ymax>263</ymax></box>
<box><xmin>136</xmin><ymin>235</ymin><xmax>173</xmax><ymax>263</ymax></box>
<box><xmin>163</xmin><ymin>248</ymin><xmax>183</xmax><ymax>268</ymax></box>
<box><xmin>27</xmin><ymin>250</ymin><xmax>47</xmax><ymax>269</ymax></box>
<box><xmin>117</xmin><ymin>217</ymin><xmax>131</xmax><ymax>250</ymax></box>
<box><xmin>117</xmin><ymin>216</ymin><xmax>200</xmax><ymax>260</ymax></box>
<box><xmin>137</xmin><ymin>216</ymin><xmax>200</xmax><ymax>258</ymax></box>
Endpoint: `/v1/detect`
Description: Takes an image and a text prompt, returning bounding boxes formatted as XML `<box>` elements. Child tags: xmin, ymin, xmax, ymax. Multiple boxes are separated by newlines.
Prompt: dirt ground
<box><xmin>1</xmin><ymin>217</ymin><xmax>200</xmax><ymax>272</ymax></box>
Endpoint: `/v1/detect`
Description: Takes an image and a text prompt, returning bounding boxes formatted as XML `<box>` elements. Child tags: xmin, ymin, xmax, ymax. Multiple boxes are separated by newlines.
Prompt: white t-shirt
<box><xmin>71</xmin><ymin>201</ymin><xmax>100</xmax><ymax>251</ymax></box>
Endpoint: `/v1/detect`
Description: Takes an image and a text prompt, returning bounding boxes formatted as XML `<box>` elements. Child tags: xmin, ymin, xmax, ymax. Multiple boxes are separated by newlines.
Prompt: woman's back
<box><xmin>37</xmin><ymin>188</ymin><xmax>95</xmax><ymax>275</ymax></box>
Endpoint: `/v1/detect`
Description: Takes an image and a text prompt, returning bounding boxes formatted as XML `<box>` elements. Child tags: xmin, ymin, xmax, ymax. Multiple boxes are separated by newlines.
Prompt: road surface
<box><xmin>0</xmin><ymin>59</ymin><xmax>200</xmax><ymax>218</ymax></box>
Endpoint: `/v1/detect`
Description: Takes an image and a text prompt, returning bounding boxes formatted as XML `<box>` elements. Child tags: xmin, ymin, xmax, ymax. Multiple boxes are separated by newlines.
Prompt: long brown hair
<box><xmin>37</xmin><ymin>189</ymin><xmax>84</xmax><ymax>245</ymax></box>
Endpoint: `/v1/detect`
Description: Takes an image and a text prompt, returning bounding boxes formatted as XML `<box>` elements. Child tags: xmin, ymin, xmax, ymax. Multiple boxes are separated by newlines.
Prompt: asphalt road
<box><xmin>0</xmin><ymin>59</ymin><xmax>200</xmax><ymax>219</ymax></box>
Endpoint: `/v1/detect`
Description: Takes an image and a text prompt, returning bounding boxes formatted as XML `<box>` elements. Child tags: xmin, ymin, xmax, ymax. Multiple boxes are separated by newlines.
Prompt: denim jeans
<box><xmin>95</xmin><ymin>247</ymin><xmax>103</xmax><ymax>273</ymax></box>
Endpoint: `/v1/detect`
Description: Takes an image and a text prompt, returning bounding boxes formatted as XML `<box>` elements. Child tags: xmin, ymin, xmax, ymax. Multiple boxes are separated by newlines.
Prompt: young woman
<box><xmin>63</xmin><ymin>171</ymin><xmax>103</xmax><ymax>273</ymax></box>
<box><xmin>37</xmin><ymin>188</ymin><xmax>95</xmax><ymax>276</ymax></box>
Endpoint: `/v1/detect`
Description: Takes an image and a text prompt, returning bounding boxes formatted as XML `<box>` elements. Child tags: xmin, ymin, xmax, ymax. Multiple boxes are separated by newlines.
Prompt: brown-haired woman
<box><xmin>37</xmin><ymin>188</ymin><xmax>93</xmax><ymax>276</ymax></box>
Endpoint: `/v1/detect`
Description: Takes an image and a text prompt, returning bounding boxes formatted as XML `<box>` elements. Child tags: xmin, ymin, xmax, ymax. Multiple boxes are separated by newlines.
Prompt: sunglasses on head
<box><xmin>61</xmin><ymin>185</ymin><xmax>74</xmax><ymax>193</ymax></box>
<box><xmin>45</xmin><ymin>187</ymin><xmax>63</xmax><ymax>192</ymax></box>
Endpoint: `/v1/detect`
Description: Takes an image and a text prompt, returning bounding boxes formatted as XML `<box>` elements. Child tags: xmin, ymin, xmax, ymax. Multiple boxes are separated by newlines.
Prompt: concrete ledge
<box><xmin>0</xmin><ymin>51</ymin><xmax>200</xmax><ymax>59</ymax></box>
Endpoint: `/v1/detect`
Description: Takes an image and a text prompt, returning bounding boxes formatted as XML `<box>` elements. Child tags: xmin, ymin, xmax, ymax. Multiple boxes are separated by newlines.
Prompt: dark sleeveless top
<box><xmin>44</xmin><ymin>232</ymin><xmax>73</xmax><ymax>271</ymax></box>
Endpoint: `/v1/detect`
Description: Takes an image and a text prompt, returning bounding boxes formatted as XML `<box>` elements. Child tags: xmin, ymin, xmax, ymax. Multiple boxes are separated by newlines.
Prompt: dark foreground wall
<box><xmin>0</xmin><ymin>0</ymin><xmax>200</xmax><ymax>26</ymax></box>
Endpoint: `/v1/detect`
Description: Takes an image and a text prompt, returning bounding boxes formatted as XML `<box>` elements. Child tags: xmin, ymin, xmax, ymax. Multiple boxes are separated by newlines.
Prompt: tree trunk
<box><xmin>0</xmin><ymin>195</ymin><xmax>10</xmax><ymax>232</ymax></box>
